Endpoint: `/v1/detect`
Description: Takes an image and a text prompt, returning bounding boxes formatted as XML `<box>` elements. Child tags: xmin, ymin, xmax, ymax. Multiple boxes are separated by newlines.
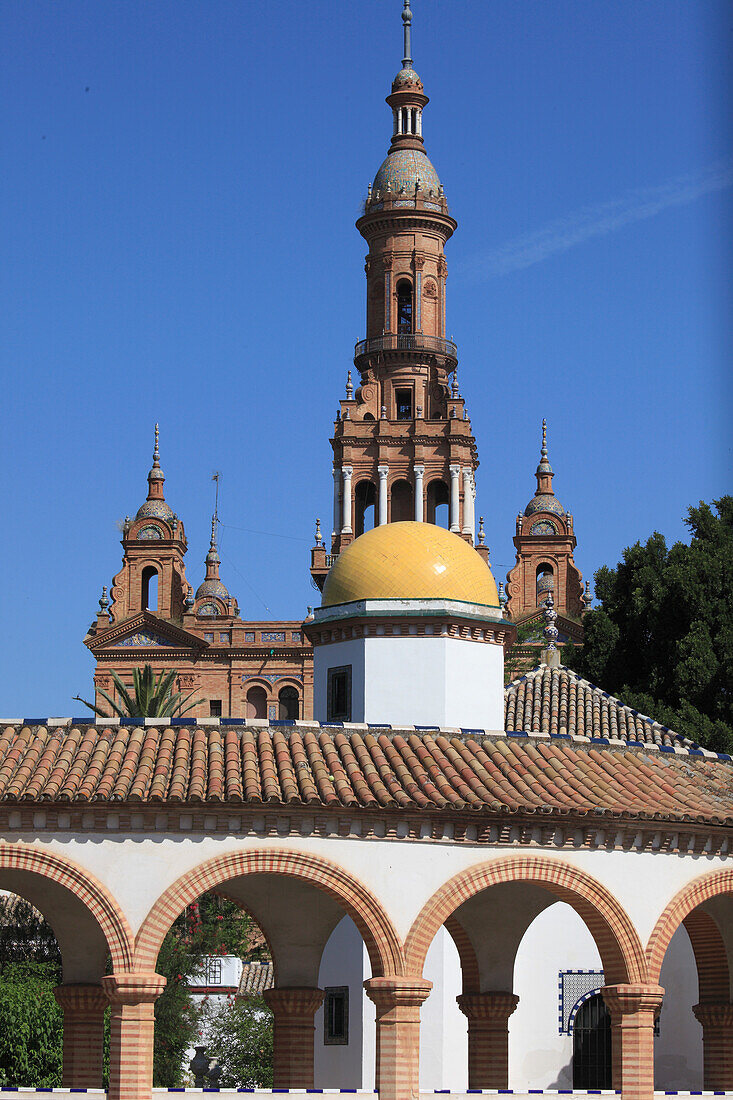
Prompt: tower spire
<box><xmin>402</xmin><ymin>0</ymin><xmax>413</xmax><ymax>69</ymax></box>
<box><xmin>535</xmin><ymin>417</ymin><xmax>554</xmax><ymax>495</ymax></box>
<box><xmin>146</xmin><ymin>422</ymin><xmax>166</xmax><ymax>501</ymax></box>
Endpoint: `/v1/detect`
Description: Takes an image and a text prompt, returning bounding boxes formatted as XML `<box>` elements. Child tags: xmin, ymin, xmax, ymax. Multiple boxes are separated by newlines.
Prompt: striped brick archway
<box><xmin>405</xmin><ymin>853</ymin><xmax>647</xmax><ymax>985</ymax></box>
<box><xmin>0</xmin><ymin>842</ymin><xmax>134</xmax><ymax>972</ymax></box>
<box><xmin>134</xmin><ymin>847</ymin><xmax>405</xmax><ymax>978</ymax></box>
<box><xmin>646</xmin><ymin>867</ymin><xmax>733</xmax><ymax>984</ymax></box>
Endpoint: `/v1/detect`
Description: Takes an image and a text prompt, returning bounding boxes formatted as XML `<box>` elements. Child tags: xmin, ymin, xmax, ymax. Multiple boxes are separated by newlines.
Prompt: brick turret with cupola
<box><xmin>84</xmin><ymin>427</ymin><xmax>312</xmax><ymax>720</ymax></box>
<box><xmin>505</xmin><ymin>420</ymin><xmax>592</xmax><ymax>657</ymax></box>
<box><xmin>310</xmin><ymin>0</ymin><xmax>488</xmax><ymax>589</ymax></box>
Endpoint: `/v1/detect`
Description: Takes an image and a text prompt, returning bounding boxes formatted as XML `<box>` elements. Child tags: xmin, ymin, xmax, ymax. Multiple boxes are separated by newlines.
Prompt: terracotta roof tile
<box><xmin>505</xmin><ymin>665</ymin><xmax>693</xmax><ymax>746</ymax></box>
<box><xmin>0</xmin><ymin>717</ymin><xmax>730</xmax><ymax>826</ymax></box>
<box><xmin>237</xmin><ymin>961</ymin><xmax>274</xmax><ymax>997</ymax></box>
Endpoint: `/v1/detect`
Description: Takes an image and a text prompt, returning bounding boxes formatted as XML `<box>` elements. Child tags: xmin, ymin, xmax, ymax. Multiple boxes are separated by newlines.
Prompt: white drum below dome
<box><xmin>309</xmin><ymin>597</ymin><xmax>508</xmax><ymax>730</ymax></box>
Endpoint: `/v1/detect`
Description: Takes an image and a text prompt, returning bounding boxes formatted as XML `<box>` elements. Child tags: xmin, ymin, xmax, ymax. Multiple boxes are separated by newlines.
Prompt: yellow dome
<box><xmin>322</xmin><ymin>522</ymin><xmax>499</xmax><ymax>608</ymax></box>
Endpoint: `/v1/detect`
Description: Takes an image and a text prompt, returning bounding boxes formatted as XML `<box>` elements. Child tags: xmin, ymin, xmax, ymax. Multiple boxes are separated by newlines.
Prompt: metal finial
<box><xmin>153</xmin><ymin>423</ymin><xmax>160</xmax><ymax>467</ymax></box>
<box><xmin>210</xmin><ymin>513</ymin><xmax>218</xmax><ymax>550</ymax></box>
<box><xmin>543</xmin><ymin>593</ymin><xmax>559</xmax><ymax>652</ymax></box>
<box><xmin>346</xmin><ymin>370</ymin><xmax>353</xmax><ymax>399</ymax></box>
<box><xmin>583</xmin><ymin>580</ymin><xmax>593</xmax><ymax>612</ymax></box>
<box><xmin>541</xmin><ymin>418</ymin><xmax>547</xmax><ymax>459</ymax></box>
<box><xmin>498</xmin><ymin>581</ymin><xmax>508</xmax><ymax>612</ymax></box>
<box><xmin>99</xmin><ymin>585</ymin><xmax>109</xmax><ymax>611</ymax></box>
<box><xmin>402</xmin><ymin>0</ymin><xmax>412</xmax><ymax>69</ymax></box>
<box><xmin>478</xmin><ymin>516</ymin><xmax>485</xmax><ymax>546</ymax></box>
<box><xmin>315</xmin><ymin>518</ymin><xmax>323</xmax><ymax>546</ymax></box>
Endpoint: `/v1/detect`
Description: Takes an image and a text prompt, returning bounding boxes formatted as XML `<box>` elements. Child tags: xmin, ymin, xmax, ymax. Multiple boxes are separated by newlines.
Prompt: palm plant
<box><xmin>74</xmin><ymin>665</ymin><xmax>202</xmax><ymax>719</ymax></box>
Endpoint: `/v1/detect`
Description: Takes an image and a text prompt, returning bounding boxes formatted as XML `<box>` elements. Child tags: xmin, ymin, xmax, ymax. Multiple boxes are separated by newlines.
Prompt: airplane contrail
<box><xmin>457</xmin><ymin>159</ymin><xmax>733</xmax><ymax>280</ymax></box>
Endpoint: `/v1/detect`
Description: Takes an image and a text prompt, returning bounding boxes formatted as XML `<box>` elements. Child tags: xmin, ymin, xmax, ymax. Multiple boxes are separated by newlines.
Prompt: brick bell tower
<box><xmin>108</xmin><ymin>424</ymin><xmax>190</xmax><ymax>621</ymax></box>
<box><xmin>311</xmin><ymin>0</ymin><xmax>486</xmax><ymax>589</ymax></box>
<box><xmin>505</xmin><ymin>420</ymin><xmax>591</xmax><ymax>631</ymax></box>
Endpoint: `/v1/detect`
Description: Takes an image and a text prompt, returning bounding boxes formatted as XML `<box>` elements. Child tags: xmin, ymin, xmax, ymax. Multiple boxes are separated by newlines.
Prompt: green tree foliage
<box><xmin>204</xmin><ymin>995</ymin><xmax>273</xmax><ymax>1088</ymax></box>
<box><xmin>0</xmin><ymin>896</ymin><xmax>61</xmax><ymax>975</ymax></box>
<box><xmin>0</xmin><ymin>963</ymin><xmax>63</xmax><ymax>1087</ymax></box>
<box><xmin>569</xmin><ymin>497</ymin><xmax>733</xmax><ymax>752</ymax></box>
<box><xmin>74</xmin><ymin>665</ymin><xmax>202</xmax><ymax>719</ymax></box>
<box><xmin>153</xmin><ymin>893</ymin><xmax>269</xmax><ymax>1086</ymax></box>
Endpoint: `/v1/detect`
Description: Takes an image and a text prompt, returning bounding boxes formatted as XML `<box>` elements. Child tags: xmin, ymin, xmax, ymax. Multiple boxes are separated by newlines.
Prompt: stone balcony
<box><xmin>354</xmin><ymin>332</ymin><xmax>458</xmax><ymax>369</ymax></box>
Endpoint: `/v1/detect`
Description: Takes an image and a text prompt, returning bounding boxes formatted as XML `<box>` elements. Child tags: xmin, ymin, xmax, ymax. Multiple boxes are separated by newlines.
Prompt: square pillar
<box><xmin>102</xmin><ymin>972</ymin><xmax>166</xmax><ymax>1100</ymax></box>
<box><xmin>53</xmin><ymin>984</ymin><xmax>108</xmax><ymax>1088</ymax></box>
<box><xmin>457</xmin><ymin>991</ymin><xmax>519</xmax><ymax>1088</ymax></box>
<box><xmin>263</xmin><ymin>986</ymin><xmax>324</xmax><ymax>1088</ymax></box>
<box><xmin>692</xmin><ymin>1002</ymin><xmax>733</xmax><ymax>1089</ymax></box>
<box><xmin>602</xmin><ymin>983</ymin><xmax>664</xmax><ymax>1100</ymax></box>
<box><xmin>364</xmin><ymin>976</ymin><xmax>432</xmax><ymax>1100</ymax></box>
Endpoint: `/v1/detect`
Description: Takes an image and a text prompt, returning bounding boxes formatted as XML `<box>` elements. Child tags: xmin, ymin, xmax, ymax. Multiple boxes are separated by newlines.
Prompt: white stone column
<box><xmin>470</xmin><ymin>478</ymin><xmax>477</xmax><ymax>542</ymax></box>
<box><xmin>449</xmin><ymin>464</ymin><xmax>461</xmax><ymax>532</ymax></box>
<box><xmin>341</xmin><ymin>466</ymin><xmax>353</xmax><ymax>534</ymax></box>
<box><xmin>462</xmin><ymin>468</ymin><xmax>473</xmax><ymax>535</ymax></box>
<box><xmin>332</xmin><ymin>467</ymin><xmax>340</xmax><ymax>538</ymax></box>
<box><xmin>414</xmin><ymin>465</ymin><xmax>425</xmax><ymax>522</ymax></box>
<box><xmin>378</xmin><ymin>465</ymin><xmax>389</xmax><ymax>526</ymax></box>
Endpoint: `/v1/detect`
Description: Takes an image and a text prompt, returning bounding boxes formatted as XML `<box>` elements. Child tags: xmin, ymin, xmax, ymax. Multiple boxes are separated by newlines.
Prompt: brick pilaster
<box><xmin>456</xmin><ymin>991</ymin><xmax>519</xmax><ymax>1088</ymax></box>
<box><xmin>602</xmin><ymin>983</ymin><xmax>664</xmax><ymax>1100</ymax></box>
<box><xmin>692</xmin><ymin>1002</ymin><xmax>733</xmax><ymax>1089</ymax></box>
<box><xmin>53</xmin><ymin>984</ymin><xmax>108</xmax><ymax>1088</ymax></box>
<box><xmin>263</xmin><ymin>986</ymin><xmax>324</xmax><ymax>1088</ymax></box>
<box><xmin>364</xmin><ymin>976</ymin><xmax>432</xmax><ymax>1100</ymax></box>
<box><xmin>102</xmin><ymin>972</ymin><xmax>166</xmax><ymax>1100</ymax></box>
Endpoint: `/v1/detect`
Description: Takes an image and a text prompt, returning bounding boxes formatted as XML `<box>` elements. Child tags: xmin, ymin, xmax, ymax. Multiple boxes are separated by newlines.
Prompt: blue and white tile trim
<box><xmin>1</xmin><ymin>1091</ymin><xmax>732</xmax><ymax>1099</ymax></box>
<box><xmin>558</xmin><ymin>969</ymin><xmax>604</xmax><ymax>1034</ymax></box>
<box><xmin>4</xmin><ymin>717</ymin><xmax>730</xmax><ymax>765</ymax></box>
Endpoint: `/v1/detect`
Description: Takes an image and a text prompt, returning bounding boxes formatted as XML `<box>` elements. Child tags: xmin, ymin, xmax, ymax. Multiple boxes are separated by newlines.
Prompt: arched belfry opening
<box><xmin>390</xmin><ymin>479</ymin><xmax>414</xmax><ymax>523</ymax></box>
<box><xmin>536</xmin><ymin>563</ymin><xmax>554</xmax><ymax>606</ymax></box>
<box><xmin>396</xmin><ymin>279</ymin><xmax>413</xmax><ymax>333</ymax></box>
<box><xmin>141</xmin><ymin>565</ymin><xmax>159</xmax><ymax>612</ymax></box>
<box><xmin>354</xmin><ymin>480</ymin><xmax>377</xmax><ymax>537</ymax></box>
<box><xmin>426</xmin><ymin>478</ymin><xmax>449</xmax><ymax>527</ymax></box>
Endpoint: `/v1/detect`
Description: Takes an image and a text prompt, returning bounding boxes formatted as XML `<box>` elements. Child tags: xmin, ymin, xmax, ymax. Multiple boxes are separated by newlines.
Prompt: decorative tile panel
<box><xmin>113</xmin><ymin>630</ymin><xmax>174</xmax><ymax>648</ymax></box>
<box><xmin>559</xmin><ymin>970</ymin><xmax>604</xmax><ymax>1033</ymax></box>
<box><xmin>262</xmin><ymin>632</ymin><xmax>285</xmax><ymax>644</ymax></box>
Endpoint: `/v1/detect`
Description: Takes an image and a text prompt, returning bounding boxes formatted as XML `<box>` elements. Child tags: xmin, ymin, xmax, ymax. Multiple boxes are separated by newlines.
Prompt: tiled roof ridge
<box><xmin>505</xmin><ymin>663</ymin><xmax>701</xmax><ymax>750</ymax></box>
<box><xmin>0</xmin><ymin>716</ymin><xmax>730</xmax><ymax>767</ymax></box>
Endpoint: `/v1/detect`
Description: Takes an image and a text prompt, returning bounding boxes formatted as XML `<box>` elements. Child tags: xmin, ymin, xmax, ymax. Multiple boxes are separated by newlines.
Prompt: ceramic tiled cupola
<box><xmin>305</xmin><ymin>522</ymin><xmax>514</xmax><ymax>729</ymax></box>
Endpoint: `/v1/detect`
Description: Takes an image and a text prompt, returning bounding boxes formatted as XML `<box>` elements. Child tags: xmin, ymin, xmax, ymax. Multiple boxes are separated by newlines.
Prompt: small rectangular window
<box><xmin>395</xmin><ymin>388</ymin><xmax>412</xmax><ymax>420</ymax></box>
<box><xmin>327</xmin><ymin>666</ymin><xmax>351</xmax><ymax>722</ymax></box>
<box><xmin>323</xmin><ymin>986</ymin><xmax>349</xmax><ymax>1045</ymax></box>
<box><xmin>203</xmin><ymin>958</ymin><xmax>222</xmax><ymax>985</ymax></box>
<box><xmin>209</xmin><ymin>699</ymin><xmax>222</xmax><ymax>717</ymax></box>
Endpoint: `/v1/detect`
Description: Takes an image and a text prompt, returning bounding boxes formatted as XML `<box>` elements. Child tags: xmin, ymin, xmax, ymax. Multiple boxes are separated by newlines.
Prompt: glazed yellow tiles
<box><xmin>322</xmin><ymin>521</ymin><xmax>499</xmax><ymax>607</ymax></box>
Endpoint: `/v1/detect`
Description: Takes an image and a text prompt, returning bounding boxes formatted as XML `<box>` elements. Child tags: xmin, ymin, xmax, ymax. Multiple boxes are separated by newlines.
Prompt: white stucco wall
<box><xmin>419</xmin><ymin>925</ymin><xmax>468</xmax><ymax>1090</ymax></box>
<box><xmin>315</xmin><ymin>916</ymin><xmax>374</xmax><ymax>1089</ymax></box>
<box><xmin>313</xmin><ymin>635</ymin><xmax>504</xmax><ymax>729</ymax></box>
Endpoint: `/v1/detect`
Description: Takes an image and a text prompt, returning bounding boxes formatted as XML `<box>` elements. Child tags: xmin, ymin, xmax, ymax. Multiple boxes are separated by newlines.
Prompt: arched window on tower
<box><xmin>141</xmin><ymin>566</ymin><xmax>159</xmax><ymax>612</ymax></box>
<box><xmin>536</xmin><ymin>563</ymin><xmax>555</xmax><ymax>606</ymax></box>
<box><xmin>278</xmin><ymin>686</ymin><xmax>299</xmax><ymax>720</ymax></box>
<box><xmin>426</xmin><ymin>479</ymin><xmax>450</xmax><ymax>528</ymax></box>
<box><xmin>390</xmin><ymin>479</ymin><xmax>414</xmax><ymax>523</ymax></box>
<box><xmin>572</xmin><ymin>993</ymin><xmax>612</xmax><ymax>1088</ymax></box>
<box><xmin>396</xmin><ymin>279</ymin><xmax>413</xmax><ymax>334</ymax></box>
<box><xmin>354</xmin><ymin>480</ymin><xmax>377</xmax><ymax>537</ymax></box>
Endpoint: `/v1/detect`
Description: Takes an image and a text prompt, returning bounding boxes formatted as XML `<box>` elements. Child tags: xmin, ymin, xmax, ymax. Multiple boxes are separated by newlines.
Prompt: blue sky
<box><xmin>1</xmin><ymin>0</ymin><xmax>730</xmax><ymax>715</ymax></box>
